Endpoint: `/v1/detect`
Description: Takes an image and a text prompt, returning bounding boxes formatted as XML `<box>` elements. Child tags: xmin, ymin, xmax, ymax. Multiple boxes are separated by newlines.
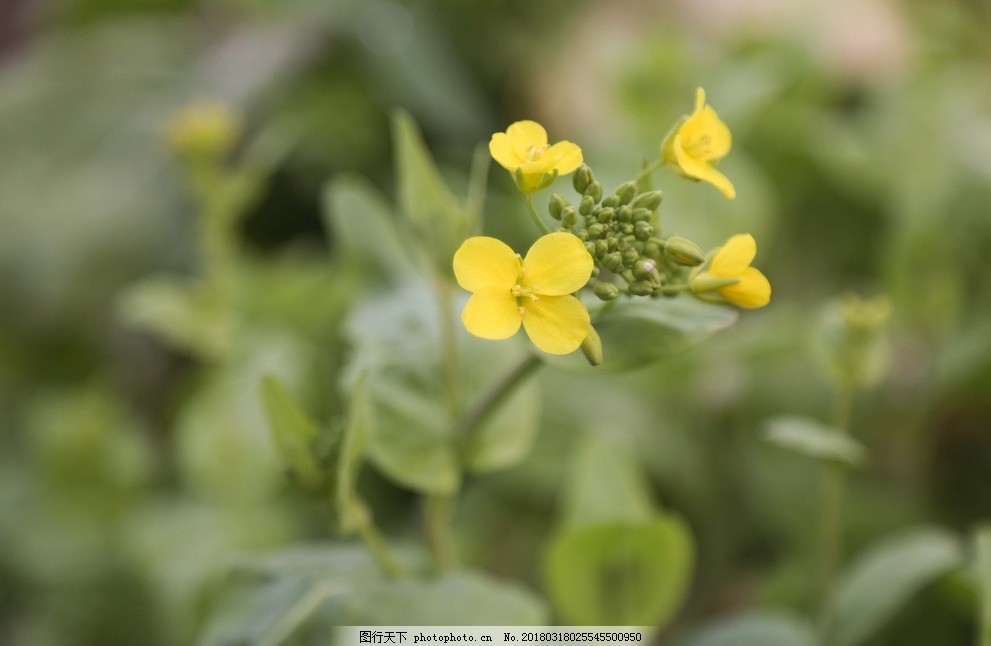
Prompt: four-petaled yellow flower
<box><xmin>691</xmin><ymin>234</ymin><xmax>771</xmax><ymax>308</ymax></box>
<box><xmin>489</xmin><ymin>121</ymin><xmax>583</xmax><ymax>193</ymax></box>
<box><xmin>453</xmin><ymin>232</ymin><xmax>593</xmax><ymax>355</ymax></box>
<box><xmin>662</xmin><ymin>87</ymin><xmax>736</xmax><ymax>199</ymax></box>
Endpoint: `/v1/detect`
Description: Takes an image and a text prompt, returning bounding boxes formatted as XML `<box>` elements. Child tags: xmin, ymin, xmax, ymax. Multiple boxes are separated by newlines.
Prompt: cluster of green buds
<box><xmin>548</xmin><ymin>164</ymin><xmax>706</xmax><ymax>301</ymax></box>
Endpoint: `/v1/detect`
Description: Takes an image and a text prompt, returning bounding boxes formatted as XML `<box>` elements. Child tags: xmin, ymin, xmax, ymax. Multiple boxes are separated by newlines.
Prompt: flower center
<box><xmin>511</xmin><ymin>279</ymin><xmax>539</xmax><ymax>315</ymax></box>
<box><xmin>683</xmin><ymin>133</ymin><xmax>713</xmax><ymax>159</ymax></box>
<box><xmin>526</xmin><ymin>144</ymin><xmax>549</xmax><ymax>162</ymax></box>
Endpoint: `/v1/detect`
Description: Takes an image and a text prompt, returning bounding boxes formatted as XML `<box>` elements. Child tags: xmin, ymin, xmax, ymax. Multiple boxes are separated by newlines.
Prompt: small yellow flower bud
<box><xmin>664</xmin><ymin>236</ymin><xmax>706</xmax><ymax>266</ymax></box>
<box><xmin>164</xmin><ymin>100</ymin><xmax>242</xmax><ymax>160</ymax></box>
<box><xmin>580</xmin><ymin>325</ymin><xmax>604</xmax><ymax>367</ymax></box>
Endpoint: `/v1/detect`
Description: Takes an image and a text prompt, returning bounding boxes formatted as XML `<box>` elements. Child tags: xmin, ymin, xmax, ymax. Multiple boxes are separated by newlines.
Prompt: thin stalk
<box><xmin>356</xmin><ymin>519</ymin><xmax>407</xmax><ymax>579</ymax></box>
<box><xmin>435</xmin><ymin>274</ymin><xmax>462</xmax><ymax>421</ymax></box>
<box><xmin>977</xmin><ymin>527</ymin><xmax>991</xmax><ymax>646</ymax></box>
<box><xmin>634</xmin><ymin>159</ymin><xmax>665</xmax><ymax>184</ymax></box>
<box><xmin>457</xmin><ymin>352</ymin><xmax>543</xmax><ymax>438</ymax></box>
<box><xmin>525</xmin><ymin>193</ymin><xmax>552</xmax><ymax>235</ymax></box>
<box><xmin>819</xmin><ymin>386</ymin><xmax>855</xmax><ymax>629</ymax></box>
<box><xmin>425</xmin><ymin>493</ymin><xmax>457</xmax><ymax>572</ymax></box>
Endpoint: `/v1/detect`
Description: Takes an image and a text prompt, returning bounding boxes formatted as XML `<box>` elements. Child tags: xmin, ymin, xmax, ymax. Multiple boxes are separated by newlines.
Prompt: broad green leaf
<box><xmin>562</xmin><ymin>432</ymin><xmax>655</xmax><ymax>530</ymax></box>
<box><xmin>392</xmin><ymin>109</ymin><xmax>473</xmax><ymax>269</ymax></box>
<box><xmin>343</xmin><ymin>571</ymin><xmax>549</xmax><ymax>625</ymax></box>
<box><xmin>261</xmin><ymin>375</ymin><xmax>322</xmax><ymax>489</ymax></box>
<box><xmin>827</xmin><ymin>527</ymin><xmax>964</xmax><ymax>646</ymax></box>
<box><xmin>547</xmin><ymin>297</ymin><xmax>738</xmax><ymax>372</ymax></box>
<box><xmin>544</xmin><ymin>517</ymin><xmax>694</xmax><ymax>627</ymax></box>
<box><xmin>117</xmin><ymin>276</ymin><xmax>235</xmax><ymax>359</ymax></box>
<box><xmin>678</xmin><ymin>611</ymin><xmax>819</xmax><ymax>646</ymax></box>
<box><xmin>975</xmin><ymin>526</ymin><xmax>991</xmax><ymax>646</ymax></box>
<box><xmin>763</xmin><ymin>415</ymin><xmax>867</xmax><ymax>467</ymax></box>
<box><xmin>322</xmin><ymin>174</ymin><xmax>419</xmax><ymax>280</ymax></box>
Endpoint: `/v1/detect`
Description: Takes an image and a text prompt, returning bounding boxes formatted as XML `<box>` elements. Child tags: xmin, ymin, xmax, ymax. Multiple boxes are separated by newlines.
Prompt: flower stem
<box><xmin>457</xmin><ymin>352</ymin><xmax>543</xmax><ymax>438</ymax></box>
<box><xmin>435</xmin><ymin>274</ymin><xmax>462</xmax><ymax>421</ymax></box>
<box><xmin>425</xmin><ymin>493</ymin><xmax>457</xmax><ymax>572</ymax></box>
<box><xmin>356</xmin><ymin>518</ymin><xmax>408</xmax><ymax>579</ymax></box>
<box><xmin>819</xmin><ymin>385</ymin><xmax>855</xmax><ymax>628</ymax></box>
<box><xmin>525</xmin><ymin>194</ymin><xmax>552</xmax><ymax>235</ymax></box>
<box><xmin>977</xmin><ymin>526</ymin><xmax>991</xmax><ymax>646</ymax></box>
<box><xmin>634</xmin><ymin>159</ymin><xmax>665</xmax><ymax>184</ymax></box>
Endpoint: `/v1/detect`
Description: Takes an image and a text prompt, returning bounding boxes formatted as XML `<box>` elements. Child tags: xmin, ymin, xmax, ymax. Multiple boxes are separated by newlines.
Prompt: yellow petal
<box><xmin>694</xmin><ymin>87</ymin><xmax>707</xmax><ymax>113</ymax></box>
<box><xmin>521</xmin><ymin>232</ymin><xmax>593</xmax><ymax>296</ymax></box>
<box><xmin>453</xmin><ymin>236</ymin><xmax>521</xmax><ymax>293</ymax></box>
<box><xmin>521</xmin><ymin>294</ymin><xmax>590</xmax><ymax>355</ymax></box>
<box><xmin>462</xmin><ymin>288</ymin><xmax>522</xmax><ymax>339</ymax></box>
<box><xmin>709</xmin><ymin>234</ymin><xmax>757</xmax><ymax>277</ymax></box>
<box><xmin>546</xmin><ymin>140</ymin><xmax>583</xmax><ymax>175</ymax></box>
<box><xmin>719</xmin><ymin>267</ymin><xmax>771</xmax><ymax>308</ymax></box>
<box><xmin>489</xmin><ymin>132</ymin><xmax>522</xmax><ymax>171</ymax></box>
<box><xmin>694</xmin><ymin>161</ymin><xmax>736</xmax><ymax>199</ymax></box>
<box><xmin>506</xmin><ymin>120</ymin><xmax>547</xmax><ymax>151</ymax></box>
<box><xmin>672</xmin><ymin>134</ymin><xmax>735</xmax><ymax>198</ymax></box>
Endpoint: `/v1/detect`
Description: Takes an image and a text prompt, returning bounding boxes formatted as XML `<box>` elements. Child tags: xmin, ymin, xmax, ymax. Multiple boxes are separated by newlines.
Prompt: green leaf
<box><xmin>974</xmin><ymin>526</ymin><xmax>991</xmax><ymax>646</ymax></box>
<box><xmin>117</xmin><ymin>276</ymin><xmax>235</xmax><ymax>359</ymax></box>
<box><xmin>562</xmin><ymin>432</ymin><xmax>655</xmax><ymax>530</ymax></box>
<box><xmin>543</xmin><ymin>517</ymin><xmax>694</xmax><ymax>627</ymax></box>
<box><xmin>827</xmin><ymin>527</ymin><xmax>964</xmax><ymax>646</ymax></box>
<box><xmin>392</xmin><ymin>109</ymin><xmax>472</xmax><ymax>269</ymax></box>
<box><xmin>678</xmin><ymin>611</ymin><xmax>819</xmax><ymax>646</ymax></box>
<box><xmin>547</xmin><ymin>298</ymin><xmax>738</xmax><ymax>372</ymax></box>
<box><xmin>343</xmin><ymin>571</ymin><xmax>549</xmax><ymax>625</ymax></box>
<box><xmin>338</xmin><ymin>375</ymin><xmax>372</xmax><ymax>532</ymax></box>
<box><xmin>763</xmin><ymin>415</ymin><xmax>867</xmax><ymax>467</ymax></box>
<box><xmin>260</xmin><ymin>375</ymin><xmax>322</xmax><ymax>489</ymax></box>
<box><xmin>322</xmin><ymin>174</ymin><xmax>419</xmax><ymax>280</ymax></box>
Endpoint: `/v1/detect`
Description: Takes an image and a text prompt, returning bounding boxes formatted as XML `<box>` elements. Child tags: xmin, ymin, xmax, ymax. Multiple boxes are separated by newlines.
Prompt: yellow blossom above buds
<box><xmin>164</xmin><ymin>100</ymin><xmax>242</xmax><ymax>159</ymax></box>
<box><xmin>691</xmin><ymin>234</ymin><xmax>770</xmax><ymax>308</ymax></box>
<box><xmin>662</xmin><ymin>88</ymin><xmax>735</xmax><ymax>199</ymax></box>
<box><xmin>489</xmin><ymin>121</ymin><xmax>583</xmax><ymax>193</ymax></box>
<box><xmin>453</xmin><ymin>232</ymin><xmax>593</xmax><ymax>355</ymax></box>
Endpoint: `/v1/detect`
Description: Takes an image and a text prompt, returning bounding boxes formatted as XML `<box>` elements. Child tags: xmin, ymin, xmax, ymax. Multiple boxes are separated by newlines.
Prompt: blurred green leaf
<box><xmin>827</xmin><ymin>527</ymin><xmax>964</xmax><ymax>646</ymax></box>
<box><xmin>543</xmin><ymin>517</ymin><xmax>694</xmax><ymax>627</ymax></box>
<box><xmin>561</xmin><ymin>432</ymin><xmax>655</xmax><ymax>530</ymax></box>
<box><xmin>118</xmin><ymin>276</ymin><xmax>235</xmax><ymax>359</ymax></box>
<box><xmin>322</xmin><ymin>174</ymin><xmax>420</xmax><ymax>280</ymax></box>
<box><xmin>343</xmin><ymin>570</ymin><xmax>548</xmax><ymax>625</ymax></box>
<box><xmin>338</xmin><ymin>375</ymin><xmax>372</xmax><ymax>532</ymax></box>
<box><xmin>547</xmin><ymin>298</ymin><xmax>738</xmax><ymax>372</ymax></box>
<box><xmin>678</xmin><ymin>611</ymin><xmax>819</xmax><ymax>646</ymax></box>
<box><xmin>763</xmin><ymin>416</ymin><xmax>867</xmax><ymax>467</ymax></box>
<box><xmin>392</xmin><ymin>109</ymin><xmax>473</xmax><ymax>270</ymax></box>
<box><xmin>261</xmin><ymin>375</ymin><xmax>322</xmax><ymax>489</ymax></box>
<box><xmin>976</xmin><ymin>526</ymin><xmax>991</xmax><ymax>646</ymax></box>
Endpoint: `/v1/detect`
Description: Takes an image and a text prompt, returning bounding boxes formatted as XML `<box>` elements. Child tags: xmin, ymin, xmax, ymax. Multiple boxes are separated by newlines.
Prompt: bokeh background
<box><xmin>2</xmin><ymin>0</ymin><xmax>991</xmax><ymax>643</ymax></box>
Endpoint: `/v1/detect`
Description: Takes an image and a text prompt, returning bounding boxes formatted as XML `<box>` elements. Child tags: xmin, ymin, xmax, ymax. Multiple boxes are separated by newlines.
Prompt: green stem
<box><xmin>425</xmin><ymin>493</ymin><xmax>457</xmax><ymax>572</ymax></box>
<box><xmin>819</xmin><ymin>386</ymin><xmax>855</xmax><ymax>631</ymax></box>
<box><xmin>634</xmin><ymin>159</ymin><xmax>665</xmax><ymax>184</ymax></box>
<box><xmin>356</xmin><ymin>514</ymin><xmax>408</xmax><ymax>579</ymax></box>
<box><xmin>525</xmin><ymin>193</ymin><xmax>552</xmax><ymax>235</ymax></box>
<box><xmin>658</xmin><ymin>283</ymin><xmax>691</xmax><ymax>296</ymax></box>
<box><xmin>977</xmin><ymin>526</ymin><xmax>991</xmax><ymax>646</ymax></box>
<box><xmin>457</xmin><ymin>352</ymin><xmax>543</xmax><ymax>438</ymax></box>
<box><xmin>435</xmin><ymin>274</ymin><xmax>462</xmax><ymax>421</ymax></box>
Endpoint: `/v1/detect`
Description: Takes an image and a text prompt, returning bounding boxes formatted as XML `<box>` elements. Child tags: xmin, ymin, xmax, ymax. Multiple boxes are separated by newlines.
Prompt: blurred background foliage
<box><xmin>2</xmin><ymin>0</ymin><xmax>991</xmax><ymax>644</ymax></box>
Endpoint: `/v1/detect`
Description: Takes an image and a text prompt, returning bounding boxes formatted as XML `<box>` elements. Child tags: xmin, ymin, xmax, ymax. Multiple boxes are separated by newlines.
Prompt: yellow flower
<box><xmin>164</xmin><ymin>100</ymin><xmax>242</xmax><ymax>159</ymax></box>
<box><xmin>453</xmin><ymin>232</ymin><xmax>593</xmax><ymax>355</ymax></box>
<box><xmin>662</xmin><ymin>88</ymin><xmax>736</xmax><ymax>199</ymax></box>
<box><xmin>691</xmin><ymin>234</ymin><xmax>770</xmax><ymax>308</ymax></box>
<box><xmin>489</xmin><ymin>121</ymin><xmax>583</xmax><ymax>193</ymax></box>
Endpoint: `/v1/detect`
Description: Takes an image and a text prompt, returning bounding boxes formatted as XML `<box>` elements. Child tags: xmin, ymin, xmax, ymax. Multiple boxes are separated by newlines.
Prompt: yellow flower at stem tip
<box><xmin>691</xmin><ymin>234</ymin><xmax>770</xmax><ymax>308</ymax></box>
<box><xmin>453</xmin><ymin>232</ymin><xmax>593</xmax><ymax>355</ymax></box>
<box><xmin>662</xmin><ymin>87</ymin><xmax>736</xmax><ymax>199</ymax></box>
<box><xmin>489</xmin><ymin>121</ymin><xmax>583</xmax><ymax>193</ymax></box>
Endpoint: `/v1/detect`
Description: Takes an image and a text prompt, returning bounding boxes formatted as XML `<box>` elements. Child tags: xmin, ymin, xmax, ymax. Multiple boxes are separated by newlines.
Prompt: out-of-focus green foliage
<box><xmin>3</xmin><ymin>0</ymin><xmax>991</xmax><ymax>643</ymax></box>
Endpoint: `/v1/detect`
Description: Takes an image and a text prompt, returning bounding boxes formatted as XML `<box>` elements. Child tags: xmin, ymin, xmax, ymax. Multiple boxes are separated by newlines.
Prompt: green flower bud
<box><xmin>584</xmin><ymin>242</ymin><xmax>596</xmax><ymax>256</ymax></box>
<box><xmin>594</xmin><ymin>240</ymin><xmax>609</xmax><ymax>257</ymax></box>
<box><xmin>597</xmin><ymin>207</ymin><xmax>615</xmax><ymax>223</ymax></box>
<box><xmin>622</xmin><ymin>249</ymin><xmax>640</xmax><ymax>266</ymax></box>
<box><xmin>690</xmin><ymin>272</ymin><xmax>740</xmax><ymax>294</ymax></box>
<box><xmin>633</xmin><ymin>259</ymin><xmax>658</xmax><ymax>279</ymax></box>
<box><xmin>576</xmin><ymin>229</ymin><xmax>590</xmax><ymax>241</ymax></box>
<box><xmin>631</xmin><ymin>208</ymin><xmax>653</xmax><ymax>223</ymax></box>
<box><xmin>632</xmin><ymin>190</ymin><xmax>663</xmax><ymax>211</ymax></box>
<box><xmin>588</xmin><ymin>222</ymin><xmax>606</xmax><ymax>238</ymax></box>
<box><xmin>601</xmin><ymin>195</ymin><xmax>621</xmax><ymax>209</ymax></box>
<box><xmin>594</xmin><ymin>281</ymin><xmax>620</xmax><ymax>301</ymax></box>
<box><xmin>580</xmin><ymin>325</ymin><xmax>604</xmax><ymax>367</ymax></box>
<box><xmin>579</xmin><ymin>195</ymin><xmax>596</xmax><ymax>216</ymax></box>
<box><xmin>642</xmin><ymin>240</ymin><xmax>663</xmax><ymax>261</ymax></box>
<box><xmin>615</xmin><ymin>181</ymin><xmax>638</xmax><ymax>205</ymax></box>
<box><xmin>663</xmin><ymin>236</ymin><xmax>706</xmax><ymax>266</ymax></box>
<box><xmin>586</xmin><ymin>181</ymin><xmax>603</xmax><ymax>202</ymax></box>
<box><xmin>573</xmin><ymin>164</ymin><xmax>593</xmax><ymax>193</ymax></box>
<box><xmin>634</xmin><ymin>221</ymin><xmax>654</xmax><ymax>241</ymax></box>
<box><xmin>617</xmin><ymin>205</ymin><xmax>633</xmax><ymax>223</ymax></box>
<box><xmin>620</xmin><ymin>223</ymin><xmax>634</xmax><ymax>235</ymax></box>
<box><xmin>561</xmin><ymin>207</ymin><xmax>578</xmax><ymax>228</ymax></box>
<box><xmin>548</xmin><ymin>193</ymin><xmax>569</xmax><ymax>220</ymax></box>
<box><xmin>629</xmin><ymin>280</ymin><xmax>654</xmax><ymax>296</ymax></box>
<box><xmin>603</xmin><ymin>252</ymin><xmax>624</xmax><ymax>272</ymax></box>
